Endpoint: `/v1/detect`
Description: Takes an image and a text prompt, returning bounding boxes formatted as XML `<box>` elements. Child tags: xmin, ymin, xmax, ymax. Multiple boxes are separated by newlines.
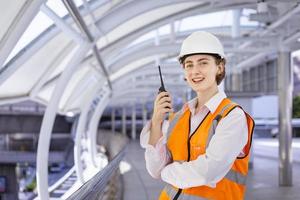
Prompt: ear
<box><xmin>217</xmin><ymin>63</ymin><xmax>224</xmax><ymax>74</ymax></box>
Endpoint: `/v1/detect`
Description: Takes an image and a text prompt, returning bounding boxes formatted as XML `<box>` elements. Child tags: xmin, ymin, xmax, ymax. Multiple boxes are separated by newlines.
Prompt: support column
<box><xmin>232</xmin><ymin>9</ymin><xmax>241</xmax><ymax>40</ymax></box>
<box><xmin>0</xmin><ymin>164</ymin><xmax>18</xmax><ymax>200</ymax></box>
<box><xmin>142</xmin><ymin>104</ymin><xmax>148</xmax><ymax>126</ymax></box>
<box><xmin>111</xmin><ymin>108</ymin><xmax>115</xmax><ymax>134</ymax></box>
<box><xmin>122</xmin><ymin>107</ymin><xmax>126</xmax><ymax>136</ymax></box>
<box><xmin>170</xmin><ymin>20</ymin><xmax>175</xmax><ymax>43</ymax></box>
<box><xmin>230</xmin><ymin>9</ymin><xmax>241</xmax><ymax>92</ymax></box>
<box><xmin>278</xmin><ymin>50</ymin><xmax>293</xmax><ymax>186</ymax></box>
<box><xmin>131</xmin><ymin>105</ymin><xmax>136</xmax><ymax>139</ymax></box>
<box><xmin>5</xmin><ymin>135</ymin><xmax>9</xmax><ymax>151</ymax></box>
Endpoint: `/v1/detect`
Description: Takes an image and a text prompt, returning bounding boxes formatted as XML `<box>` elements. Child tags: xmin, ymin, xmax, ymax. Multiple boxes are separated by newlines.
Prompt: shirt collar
<box><xmin>186</xmin><ymin>90</ymin><xmax>227</xmax><ymax>115</ymax></box>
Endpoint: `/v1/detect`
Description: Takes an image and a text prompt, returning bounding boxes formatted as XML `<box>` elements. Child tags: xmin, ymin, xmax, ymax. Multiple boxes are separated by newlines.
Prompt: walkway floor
<box><xmin>122</xmin><ymin>138</ymin><xmax>300</xmax><ymax>200</ymax></box>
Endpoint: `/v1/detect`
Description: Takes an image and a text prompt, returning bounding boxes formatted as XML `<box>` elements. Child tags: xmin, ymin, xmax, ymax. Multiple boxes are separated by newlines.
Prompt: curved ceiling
<box><xmin>0</xmin><ymin>0</ymin><xmax>300</xmax><ymax>113</ymax></box>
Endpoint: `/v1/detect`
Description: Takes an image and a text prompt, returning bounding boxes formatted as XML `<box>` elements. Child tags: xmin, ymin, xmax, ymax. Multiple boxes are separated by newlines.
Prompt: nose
<box><xmin>191</xmin><ymin>64</ymin><xmax>201</xmax><ymax>75</ymax></box>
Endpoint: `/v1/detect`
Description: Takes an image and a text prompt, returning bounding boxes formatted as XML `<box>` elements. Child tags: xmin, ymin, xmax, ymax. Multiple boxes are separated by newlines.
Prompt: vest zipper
<box><xmin>172</xmin><ymin>112</ymin><xmax>210</xmax><ymax>200</ymax></box>
<box><xmin>188</xmin><ymin>111</ymin><xmax>210</xmax><ymax>160</ymax></box>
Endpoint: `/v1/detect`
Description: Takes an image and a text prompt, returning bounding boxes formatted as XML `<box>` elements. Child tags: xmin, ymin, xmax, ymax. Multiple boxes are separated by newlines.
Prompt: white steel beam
<box><xmin>40</xmin><ymin>4</ymin><xmax>85</xmax><ymax>44</ymax></box>
<box><xmin>82</xmin><ymin>0</ymin><xmax>102</xmax><ymax>37</ymax></box>
<box><xmin>0</xmin><ymin>0</ymin><xmax>44</xmax><ymax>70</ymax></box>
<box><xmin>235</xmin><ymin>52</ymin><xmax>273</xmax><ymax>70</ymax></box>
<box><xmin>100</xmin><ymin>1</ymin><xmax>254</xmax><ymax>55</ymax></box>
<box><xmin>62</xmin><ymin>0</ymin><xmax>112</xmax><ymax>91</ymax></box>
<box><xmin>0</xmin><ymin>95</ymin><xmax>29</xmax><ymax>106</ymax></box>
<box><xmin>261</xmin><ymin>3</ymin><xmax>300</xmax><ymax>35</ymax></box>
<box><xmin>0</xmin><ymin>28</ymin><xmax>61</xmax><ymax>86</ymax></box>
<box><xmin>36</xmin><ymin>43</ymin><xmax>90</xmax><ymax>200</ymax></box>
<box><xmin>74</xmin><ymin>81</ymin><xmax>101</xmax><ymax>184</ymax></box>
<box><xmin>87</xmin><ymin>87</ymin><xmax>111</xmax><ymax>168</ymax></box>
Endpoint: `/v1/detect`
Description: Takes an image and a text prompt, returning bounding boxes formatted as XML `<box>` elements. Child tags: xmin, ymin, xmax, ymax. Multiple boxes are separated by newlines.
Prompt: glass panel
<box><xmin>179</xmin><ymin>11</ymin><xmax>233</xmax><ymax>31</ymax></box>
<box><xmin>4</xmin><ymin>0</ymin><xmax>84</xmax><ymax>66</ymax></box>
<box><xmin>4</xmin><ymin>11</ymin><xmax>53</xmax><ymax>65</ymax></box>
<box><xmin>46</xmin><ymin>0</ymin><xmax>69</xmax><ymax>17</ymax></box>
<box><xmin>127</xmin><ymin>24</ymin><xmax>171</xmax><ymax>48</ymax></box>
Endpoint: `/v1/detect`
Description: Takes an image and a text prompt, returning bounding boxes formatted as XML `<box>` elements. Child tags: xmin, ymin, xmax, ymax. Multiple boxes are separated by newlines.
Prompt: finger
<box><xmin>158</xmin><ymin>102</ymin><xmax>172</xmax><ymax>110</ymax></box>
<box><xmin>155</xmin><ymin>96</ymin><xmax>169</xmax><ymax>108</ymax></box>
<box><xmin>160</xmin><ymin>101</ymin><xmax>172</xmax><ymax>108</ymax></box>
<box><xmin>154</xmin><ymin>94</ymin><xmax>164</xmax><ymax>105</ymax></box>
<box><xmin>158</xmin><ymin>96</ymin><xmax>172</xmax><ymax>104</ymax></box>
<box><xmin>157</xmin><ymin>92</ymin><xmax>170</xmax><ymax>100</ymax></box>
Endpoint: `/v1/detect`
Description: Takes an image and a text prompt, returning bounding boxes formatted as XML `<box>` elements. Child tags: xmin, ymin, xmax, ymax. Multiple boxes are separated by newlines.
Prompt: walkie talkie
<box><xmin>158</xmin><ymin>65</ymin><xmax>166</xmax><ymax>93</ymax></box>
<box><xmin>158</xmin><ymin>65</ymin><xmax>172</xmax><ymax>114</ymax></box>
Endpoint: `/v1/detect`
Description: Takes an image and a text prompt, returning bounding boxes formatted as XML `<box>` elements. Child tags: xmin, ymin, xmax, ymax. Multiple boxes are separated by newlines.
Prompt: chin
<box><xmin>192</xmin><ymin>86</ymin><xmax>206</xmax><ymax>93</ymax></box>
<box><xmin>196</xmin><ymin>84</ymin><xmax>214</xmax><ymax>92</ymax></box>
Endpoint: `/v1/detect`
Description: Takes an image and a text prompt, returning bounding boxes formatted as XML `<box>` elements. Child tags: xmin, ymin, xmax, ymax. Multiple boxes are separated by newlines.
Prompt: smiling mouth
<box><xmin>192</xmin><ymin>77</ymin><xmax>204</xmax><ymax>84</ymax></box>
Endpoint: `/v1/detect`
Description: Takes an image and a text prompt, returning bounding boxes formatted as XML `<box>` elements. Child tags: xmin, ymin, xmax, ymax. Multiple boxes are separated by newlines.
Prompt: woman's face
<box><xmin>183</xmin><ymin>54</ymin><xmax>223</xmax><ymax>94</ymax></box>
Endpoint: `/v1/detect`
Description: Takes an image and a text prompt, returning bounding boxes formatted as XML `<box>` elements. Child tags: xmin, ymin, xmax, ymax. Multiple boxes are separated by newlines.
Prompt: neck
<box><xmin>196</xmin><ymin>86</ymin><xmax>218</xmax><ymax>110</ymax></box>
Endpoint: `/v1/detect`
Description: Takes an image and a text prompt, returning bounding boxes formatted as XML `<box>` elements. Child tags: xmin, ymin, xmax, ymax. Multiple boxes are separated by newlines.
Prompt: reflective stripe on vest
<box><xmin>164</xmin><ymin>101</ymin><xmax>247</xmax><ymax>195</ymax></box>
<box><xmin>205</xmin><ymin>114</ymin><xmax>221</xmax><ymax>148</ymax></box>
<box><xmin>166</xmin><ymin>108</ymin><xmax>185</xmax><ymax>139</ymax></box>
<box><xmin>207</xmin><ymin>102</ymin><xmax>249</xmax><ymax>186</ymax></box>
<box><xmin>166</xmin><ymin>108</ymin><xmax>186</xmax><ymax>162</ymax></box>
<box><xmin>224</xmin><ymin>169</ymin><xmax>247</xmax><ymax>185</ymax></box>
<box><xmin>167</xmin><ymin>102</ymin><xmax>237</xmax><ymax>147</ymax></box>
<box><xmin>164</xmin><ymin>184</ymin><xmax>207</xmax><ymax>200</ymax></box>
<box><xmin>206</xmin><ymin>102</ymin><xmax>237</xmax><ymax>147</ymax></box>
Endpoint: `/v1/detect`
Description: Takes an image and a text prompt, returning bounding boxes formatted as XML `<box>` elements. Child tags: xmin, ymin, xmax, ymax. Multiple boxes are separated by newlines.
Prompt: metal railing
<box><xmin>66</xmin><ymin>148</ymin><xmax>126</xmax><ymax>200</ymax></box>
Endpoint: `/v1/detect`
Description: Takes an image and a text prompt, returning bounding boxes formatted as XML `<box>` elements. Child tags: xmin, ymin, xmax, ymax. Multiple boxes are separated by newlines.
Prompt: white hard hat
<box><xmin>178</xmin><ymin>31</ymin><xmax>226</xmax><ymax>63</ymax></box>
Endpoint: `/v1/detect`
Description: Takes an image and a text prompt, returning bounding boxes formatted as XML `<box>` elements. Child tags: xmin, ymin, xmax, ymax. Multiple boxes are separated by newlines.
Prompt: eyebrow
<box><xmin>197</xmin><ymin>58</ymin><xmax>209</xmax><ymax>62</ymax></box>
<box><xmin>185</xmin><ymin>58</ymin><xmax>209</xmax><ymax>64</ymax></box>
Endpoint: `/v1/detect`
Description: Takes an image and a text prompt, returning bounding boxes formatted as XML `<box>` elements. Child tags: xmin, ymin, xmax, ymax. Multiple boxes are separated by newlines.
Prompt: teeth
<box><xmin>192</xmin><ymin>78</ymin><xmax>204</xmax><ymax>82</ymax></box>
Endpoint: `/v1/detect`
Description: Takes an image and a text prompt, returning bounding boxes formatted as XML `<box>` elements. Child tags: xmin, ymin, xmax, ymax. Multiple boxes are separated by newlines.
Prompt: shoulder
<box><xmin>223</xmin><ymin>104</ymin><xmax>247</xmax><ymax>124</ymax></box>
<box><xmin>215</xmin><ymin>104</ymin><xmax>248</xmax><ymax>135</ymax></box>
<box><xmin>226</xmin><ymin>104</ymin><xmax>245</xmax><ymax>115</ymax></box>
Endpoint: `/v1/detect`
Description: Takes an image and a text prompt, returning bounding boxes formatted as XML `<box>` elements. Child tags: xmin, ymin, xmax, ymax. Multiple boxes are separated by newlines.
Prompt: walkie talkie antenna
<box><xmin>158</xmin><ymin>65</ymin><xmax>166</xmax><ymax>93</ymax></box>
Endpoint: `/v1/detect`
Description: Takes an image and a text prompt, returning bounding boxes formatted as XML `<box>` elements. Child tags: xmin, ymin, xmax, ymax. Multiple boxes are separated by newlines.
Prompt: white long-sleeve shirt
<box><xmin>140</xmin><ymin>91</ymin><xmax>248</xmax><ymax>189</ymax></box>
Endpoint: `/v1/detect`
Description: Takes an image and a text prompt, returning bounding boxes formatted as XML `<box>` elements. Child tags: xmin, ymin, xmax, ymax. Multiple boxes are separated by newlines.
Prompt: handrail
<box><xmin>66</xmin><ymin>147</ymin><xmax>126</xmax><ymax>200</ymax></box>
<box><xmin>48</xmin><ymin>166</ymin><xmax>76</xmax><ymax>193</ymax></box>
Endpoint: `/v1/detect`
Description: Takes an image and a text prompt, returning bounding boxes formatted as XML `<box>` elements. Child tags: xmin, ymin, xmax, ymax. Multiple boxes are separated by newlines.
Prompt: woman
<box><xmin>140</xmin><ymin>31</ymin><xmax>254</xmax><ymax>200</ymax></box>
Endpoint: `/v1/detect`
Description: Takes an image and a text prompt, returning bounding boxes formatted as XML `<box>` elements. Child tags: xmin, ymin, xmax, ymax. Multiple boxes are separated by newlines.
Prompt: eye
<box><xmin>200</xmin><ymin>62</ymin><xmax>208</xmax><ymax>65</ymax></box>
<box><xmin>185</xmin><ymin>64</ymin><xmax>193</xmax><ymax>69</ymax></box>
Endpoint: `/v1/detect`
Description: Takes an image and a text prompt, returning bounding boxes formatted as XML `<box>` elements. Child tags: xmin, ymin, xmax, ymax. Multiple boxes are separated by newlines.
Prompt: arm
<box><xmin>140</xmin><ymin>120</ymin><xmax>172</xmax><ymax>178</ymax></box>
<box><xmin>140</xmin><ymin>91</ymin><xmax>173</xmax><ymax>179</ymax></box>
<box><xmin>160</xmin><ymin>107</ymin><xmax>248</xmax><ymax>188</ymax></box>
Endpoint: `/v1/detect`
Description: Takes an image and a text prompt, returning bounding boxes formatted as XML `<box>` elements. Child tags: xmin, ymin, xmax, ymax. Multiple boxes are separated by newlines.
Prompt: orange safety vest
<box><xmin>159</xmin><ymin>98</ymin><xmax>255</xmax><ymax>200</ymax></box>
